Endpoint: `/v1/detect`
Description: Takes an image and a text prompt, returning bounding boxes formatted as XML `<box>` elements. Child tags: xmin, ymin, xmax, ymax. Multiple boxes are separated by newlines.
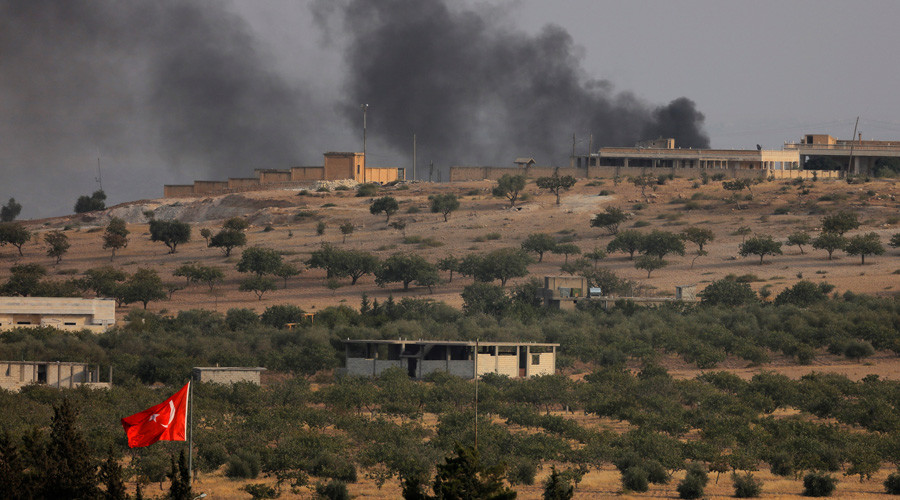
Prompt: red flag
<box><xmin>121</xmin><ymin>382</ymin><xmax>190</xmax><ymax>448</ymax></box>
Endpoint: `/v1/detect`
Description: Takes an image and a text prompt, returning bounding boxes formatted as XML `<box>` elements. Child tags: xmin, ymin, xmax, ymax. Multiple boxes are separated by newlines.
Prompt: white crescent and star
<box><xmin>148</xmin><ymin>401</ymin><xmax>176</xmax><ymax>428</ymax></box>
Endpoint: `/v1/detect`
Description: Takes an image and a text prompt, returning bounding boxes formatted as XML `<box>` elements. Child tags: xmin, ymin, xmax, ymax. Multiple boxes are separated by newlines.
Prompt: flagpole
<box><xmin>188</xmin><ymin>380</ymin><xmax>193</xmax><ymax>487</ymax></box>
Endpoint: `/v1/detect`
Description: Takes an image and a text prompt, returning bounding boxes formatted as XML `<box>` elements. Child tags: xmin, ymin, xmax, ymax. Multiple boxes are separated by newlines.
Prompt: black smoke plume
<box><xmin>0</xmin><ymin>1</ymin><xmax>315</xmax><ymax>217</ymax></box>
<box><xmin>330</xmin><ymin>0</ymin><xmax>709</xmax><ymax>168</ymax></box>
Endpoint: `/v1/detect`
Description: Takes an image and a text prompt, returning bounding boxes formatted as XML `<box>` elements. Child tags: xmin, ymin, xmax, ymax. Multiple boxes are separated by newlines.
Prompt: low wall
<box><xmin>194</xmin><ymin>181</ymin><xmax>229</xmax><ymax>194</ymax></box>
<box><xmin>450</xmin><ymin>165</ymin><xmax>840</xmax><ymax>182</ymax></box>
<box><xmin>164</xmin><ymin>185</ymin><xmax>195</xmax><ymax>197</ymax></box>
<box><xmin>366</xmin><ymin>168</ymin><xmax>401</xmax><ymax>184</ymax></box>
<box><xmin>228</xmin><ymin>178</ymin><xmax>260</xmax><ymax>189</ymax></box>
<box><xmin>292</xmin><ymin>167</ymin><xmax>325</xmax><ymax>181</ymax></box>
<box><xmin>259</xmin><ymin>170</ymin><xmax>292</xmax><ymax>183</ymax></box>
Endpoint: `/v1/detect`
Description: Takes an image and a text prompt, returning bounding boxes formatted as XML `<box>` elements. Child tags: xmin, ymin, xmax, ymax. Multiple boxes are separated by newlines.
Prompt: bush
<box><xmin>242</xmin><ymin>483</ymin><xmax>279</xmax><ymax>499</ymax></box>
<box><xmin>356</xmin><ymin>183</ymin><xmax>378</xmax><ymax>197</ymax></box>
<box><xmin>884</xmin><ymin>470</ymin><xmax>900</xmax><ymax>494</ymax></box>
<box><xmin>677</xmin><ymin>463</ymin><xmax>708</xmax><ymax>499</ymax></box>
<box><xmin>733</xmin><ymin>472</ymin><xmax>762</xmax><ymax>498</ymax></box>
<box><xmin>199</xmin><ymin>442</ymin><xmax>229</xmax><ymax>472</ymax></box>
<box><xmin>621</xmin><ymin>466</ymin><xmax>649</xmax><ymax>492</ymax></box>
<box><xmin>226</xmin><ymin>452</ymin><xmax>261</xmax><ymax>479</ymax></box>
<box><xmin>803</xmin><ymin>472</ymin><xmax>836</xmax><ymax>497</ymax></box>
<box><xmin>316</xmin><ymin>480</ymin><xmax>350</xmax><ymax>500</ymax></box>
<box><xmin>509</xmin><ymin>460</ymin><xmax>537</xmax><ymax>485</ymax></box>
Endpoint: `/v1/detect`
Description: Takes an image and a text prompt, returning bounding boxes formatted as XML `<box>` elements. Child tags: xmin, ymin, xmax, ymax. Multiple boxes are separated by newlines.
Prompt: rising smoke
<box><xmin>0</xmin><ymin>0</ymin><xmax>709</xmax><ymax>218</ymax></box>
<box><xmin>0</xmin><ymin>1</ymin><xmax>318</xmax><ymax>218</ymax></box>
<box><xmin>328</xmin><ymin>0</ymin><xmax>709</xmax><ymax>169</ymax></box>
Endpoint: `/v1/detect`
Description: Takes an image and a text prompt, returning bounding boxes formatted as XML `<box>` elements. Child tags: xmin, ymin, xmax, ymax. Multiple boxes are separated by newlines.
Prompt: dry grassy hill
<box><xmin>5</xmin><ymin>175</ymin><xmax>897</xmax><ymax>317</ymax></box>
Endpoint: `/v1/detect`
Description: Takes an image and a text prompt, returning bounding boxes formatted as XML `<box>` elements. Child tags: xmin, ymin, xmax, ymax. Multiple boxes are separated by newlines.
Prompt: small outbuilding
<box><xmin>343</xmin><ymin>339</ymin><xmax>559</xmax><ymax>380</ymax></box>
<box><xmin>192</xmin><ymin>366</ymin><xmax>266</xmax><ymax>386</ymax></box>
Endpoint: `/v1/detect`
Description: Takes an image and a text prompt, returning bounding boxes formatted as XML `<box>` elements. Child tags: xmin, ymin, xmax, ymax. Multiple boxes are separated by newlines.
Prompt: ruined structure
<box><xmin>344</xmin><ymin>340</ymin><xmax>558</xmax><ymax>379</ymax></box>
<box><xmin>0</xmin><ymin>361</ymin><xmax>111</xmax><ymax>391</ymax></box>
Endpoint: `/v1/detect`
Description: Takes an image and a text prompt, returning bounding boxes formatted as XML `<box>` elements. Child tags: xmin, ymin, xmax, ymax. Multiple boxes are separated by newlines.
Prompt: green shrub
<box><xmin>334</xmin><ymin>185</ymin><xmax>350</xmax><ymax>191</ymax></box>
<box><xmin>226</xmin><ymin>452</ymin><xmax>260</xmax><ymax>479</ymax></box>
<box><xmin>677</xmin><ymin>463</ymin><xmax>708</xmax><ymax>499</ymax></box>
<box><xmin>621</xmin><ymin>466</ymin><xmax>649</xmax><ymax>492</ymax></box>
<box><xmin>633</xmin><ymin>220</ymin><xmax>650</xmax><ymax>228</ymax></box>
<box><xmin>599</xmin><ymin>189</ymin><xmax>614</xmax><ymax>196</ymax></box>
<box><xmin>198</xmin><ymin>442</ymin><xmax>229</xmax><ymax>471</ymax></box>
<box><xmin>242</xmin><ymin>483</ymin><xmax>279</xmax><ymax>499</ymax></box>
<box><xmin>316</xmin><ymin>186</ymin><xmax>330</xmax><ymax>193</ymax></box>
<box><xmin>733</xmin><ymin>472</ymin><xmax>762</xmax><ymax>498</ymax></box>
<box><xmin>316</xmin><ymin>480</ymin><xmax>350</xmax><ymax>500</ymax></box>
<box><xmin>884</xmin><ymin>470</ymin><xmax>900</xmax><ymax>494</ymax></box>
<box><xmin>509</xmin><ymin>460</ymin><xmax>537</xmax><ymax>485</ymax></box>
<box><xmin>356</xmin><ymin>183</ymin><xmax>378</xmax><ymax>197</ymax></box>
<box><xmin>803</xmin><ymin>472</ymin><xmax>836</xmax><ymax>497</ymax></box>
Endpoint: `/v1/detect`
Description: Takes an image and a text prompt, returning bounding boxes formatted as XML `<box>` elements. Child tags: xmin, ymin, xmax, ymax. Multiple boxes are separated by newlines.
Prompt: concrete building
<box><xmin>785</xmin><ymin>134</ymin><xmax>900</xmax><ymax>175</ymax></box>
<box><xmin>0</xmin><ymin>361</ymin><xmax>110</xmax><ymax>392</ymax></box>
<box><xmin>540</xmin><ymin>276</ymin><xmax>593</xmax><ymax>311</ymax></box>
<box><xmin>192</xmin><ymin>366</ymin><xmax>266</xmax><ymax>385</ymax></box>
<box><xmin>0</xmin><ymin>297</ymin><xmax>116</xmax><ymax>333</ymax></box>
<box><xmin>576</xmin><ymin>139</ymin><xmax>800</xmax><ymax>171</ymax></box>
<box><xmin>343</xmin><ymin>340</ymin><xmax>559</xmax><ymax>379</ymax></box>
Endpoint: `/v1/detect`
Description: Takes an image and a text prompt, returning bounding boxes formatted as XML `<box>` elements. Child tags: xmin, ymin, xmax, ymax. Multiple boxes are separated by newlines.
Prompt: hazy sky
<box><xmin>3</xmin><ymin>0</ymin><xmax>899</xmax><ymax>219</ymax></box>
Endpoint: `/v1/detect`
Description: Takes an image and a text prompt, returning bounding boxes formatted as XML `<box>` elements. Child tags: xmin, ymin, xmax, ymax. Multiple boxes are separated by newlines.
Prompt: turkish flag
<box><xmin>121</xmin><ymin>382</ymin><xmax>190</xmax><ymax>448</ymax></box>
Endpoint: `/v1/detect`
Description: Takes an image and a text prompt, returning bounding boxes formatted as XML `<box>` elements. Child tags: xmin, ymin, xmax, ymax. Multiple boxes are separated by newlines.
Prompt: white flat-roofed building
<box><xmin>0</xmin><ymin>297</ymin><xmax>116</xmax><ymax>332</ymax></box>
<box><xmin>343</xmin><ymin>340</ymin><xmax>559</xmax><ymax>379</ymax></box>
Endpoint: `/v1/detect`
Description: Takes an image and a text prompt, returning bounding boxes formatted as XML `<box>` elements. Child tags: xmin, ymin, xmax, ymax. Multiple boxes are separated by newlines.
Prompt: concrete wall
<box><xmin>291</xmin><ymin>167</ymin><xmax>326</xmax><ymax>181</ymax></box>
<box><xmin>496</xmin><ymin>351</ymin><xmax>518</xmax><ymax>378</ymax></box>
<box><xmin>194</xmin><ymin>368</ymin><xmax>263</xmax><ymax>385</ymax></box>
<box><xmin>194</xmin><ymin>181</ymin><xmax>229</xmax><ymax>194</ymax></box>
<box><xmin>366</xmin><ymin>168</ymin><xmax>401</xmax><ymax>184</ymax></box>
<box><xmin>258</xmin><ymin>170</ymin><xmax>292</xmax><ymax>183</ymax></box>
<box><xmin>228</xmin><ymin>178</ymin><xmax>261</xmax><ymax>190</ymax></box>
<box><xmin>324</xmin><ymin>153</ymin><xmax>363</xmax><ymax>181</ymax></box>
<box><xmin>164</xmin><ymin>185</ymin><xmax>195</xmax><ymax>197</ymax></box>
<box><xmin>528</xmin><ymin>351</ymin><xmax>555</xmax><ymax>377</ymax></box>
<box><xmin>346</xmin><ymin>357</ymin><xmax>374</xmax><ymax>377</ymax></box>
<box><xmin>449</xmin><ymin>165</ymin><xmax>840</xmax><ymax>182</ymax></box>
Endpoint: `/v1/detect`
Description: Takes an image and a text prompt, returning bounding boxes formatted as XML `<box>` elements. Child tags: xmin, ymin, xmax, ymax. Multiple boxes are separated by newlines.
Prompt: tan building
<box><xmin>0</xmin><ymin>297</ymin><xmax>116</xmax><ymax>333</ymax></box>
<box><xmin>578</xmin><ymin>139</ymin><xmax>800</xmax><ymax>171</ymax></box>
<box><xmin>785</xmin><ymin>133</ymin><xmax>900</xmax><ymax>174</ymax></box>
<box><xmin>344</xmin><ymin>340</ymin><xmax>559</xmax><ymax>379</ymax></box>
<box><xmin>193</xmin><ymin>366</ymin><xmax>266</xmax><ymax>385</ymax></box>
<box><xmin>540</xmin><ymin>276</ymin><xmax>598</xmax><ymax>310</ymax></box>
<box><xmin>0</xmin><ymin>361</ymin><xmax>111</xmax><ymax>392</ymax></box>
<box><xmin>164</xmin><ymin>152</ymin><xmax>405</xmax><ymax>198</ymax></box>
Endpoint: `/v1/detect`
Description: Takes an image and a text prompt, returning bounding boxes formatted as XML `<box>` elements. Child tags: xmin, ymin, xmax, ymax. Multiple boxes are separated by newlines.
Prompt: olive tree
<box><xmin>536</xmin><ymin>172</ymin><xmax>577</xmax><ymax>204</ymax></box>
<box><xmin>739</xmin><ymin>235</ymin><xmax>782</xmax><ymax>264</ymax></box>
<box><xmin>370</xmin><ymin>196</ymin><xmax>399</xmax><ymax>223</ymax></box>
<box><xmin>492</xmin><ymin>174</ymin><xmax>527</xmax><ymax>207</ymax></box>
<box><xmin>590</xmin><ymin>207</ymin><xmax>630</xmax><ymax>235</ymax></box>
<box><xmin>149</xmin><ymin>220</ymin><xmax>191</xmax><ymax>254</ymax></box>
<box><xmin>844</xmin><ymin>232</ymin><xmax>885</xmax><ymax>264</ymax></box>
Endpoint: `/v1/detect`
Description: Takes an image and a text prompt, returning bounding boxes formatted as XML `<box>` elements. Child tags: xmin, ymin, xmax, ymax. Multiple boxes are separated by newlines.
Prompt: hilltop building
<box><xmin>193</xmin><ymin>366</ymin><xmax>266</xmax><ymax>386</ymax></box>
<box><xmin>0</xmin><ymin>297</ymin><xmax>116</xmax><ymax>333</ymax></box>
<box><xmin>343</xmin><ymin>339</ymin><xmax>559</xmax><ymax>379</ymax></box>
<box><xmin>785</xmin><ymin>134</ymin><xmax>900</xmax><ymax>174</ymax></box>
<box><xmin>164</xmin><ymin>152</ymin><xmax>404</xmax><ymax>197</ymax></box>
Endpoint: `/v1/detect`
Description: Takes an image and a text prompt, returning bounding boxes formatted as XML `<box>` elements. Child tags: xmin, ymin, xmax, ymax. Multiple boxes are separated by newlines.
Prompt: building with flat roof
<box><xmin>0</xmin><ymin>361</ymin><xmax>111</xmax><ymax>392</ymax></box>
<box><xmin>784</xmin><ymin>134</ymin><xmax>900</xmax><ymax>175</ymax></box>
<box><xmin>574</xmin><ymin>139</ymin><xmax>800</xmax><ymax>171</ymax></box>
<box><xmin>0</xmin><ymin>297</ymin><xmax>116</xmax><ymax>333</ymax></box>
<box><xmin>344</xmin><ymin>340</ymin><xmax>559</xmax><ymax>380</ymax></box>
<box><xmin>193</xmin><ymin>367</ymin><xmax>266</xmax><ymax>386</ymax></box>
<box><xmin>540</xmin><ymin>276</ymin><xmax>593</xmax><ymax>311</ymax></box>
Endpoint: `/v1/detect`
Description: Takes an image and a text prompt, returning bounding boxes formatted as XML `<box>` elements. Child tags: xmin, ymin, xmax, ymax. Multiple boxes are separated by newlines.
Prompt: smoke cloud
<box><xmin>0</xmin><ymin>0</ymin><xmax>709</xmax><ymax>218</ymax></box>
<box><xmin>0</xmin><ymin>1</ymin><xmax>318</xmax><ymax>218</ymax></box>
<box><xmin>330</xmin><ymin>0</ymin><xmax>709</xmax><ymax>168</ymax></box>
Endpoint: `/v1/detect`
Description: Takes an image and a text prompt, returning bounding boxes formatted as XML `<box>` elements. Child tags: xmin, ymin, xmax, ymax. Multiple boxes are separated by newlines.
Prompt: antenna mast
<box><xmin>95</xmin><ymin>152</ymin><xmax>103</xmax><ymax>191</ymax></box>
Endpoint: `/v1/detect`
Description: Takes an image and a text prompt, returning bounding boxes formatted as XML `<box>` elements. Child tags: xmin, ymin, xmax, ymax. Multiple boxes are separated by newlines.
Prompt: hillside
<box><xmin>4</xmin><ymin>175</ymin><xmax>898</xmax><ymax>317</ymax></box>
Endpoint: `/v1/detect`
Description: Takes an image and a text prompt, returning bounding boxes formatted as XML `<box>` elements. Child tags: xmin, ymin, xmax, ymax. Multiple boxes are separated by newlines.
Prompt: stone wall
<box><xmin>449</xmin><ymin>165</ymin><xmax>839</xmax><ymax>182</ymax></box>
<box><xmin>193</xmin><ymin>368</ymin><xmax>264</xmax><ymax>385</ymax></box>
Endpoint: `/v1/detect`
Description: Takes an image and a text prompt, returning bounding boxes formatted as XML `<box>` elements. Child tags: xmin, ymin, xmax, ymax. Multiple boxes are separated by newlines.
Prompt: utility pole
<box><xmin>429</xmin><ymin>161</ymin><xmax>434</xmax><ymax>182</ymax></box>
<box><xmin>847</xmin><ymin>116</ymin><xmax>859</xmax><ymax>180</ymax></box>
<box><xmin>572</xmin><ymin>133</ymin><xmax>576</xmax><ymax>160</ymax></box>
<box><xmin>589</xmin><ymin>134</ymin><xmax>593</xmax><ymax>164</ymax></box>
<box><xmin>413</xmin><ymin>134</ymin><xmax>417</xmax><ymax>181</ymax></box>
<box><xmin>360</xmin><ymin>104</ymin><xmax>368</xmax><ymax>183</ymax></box>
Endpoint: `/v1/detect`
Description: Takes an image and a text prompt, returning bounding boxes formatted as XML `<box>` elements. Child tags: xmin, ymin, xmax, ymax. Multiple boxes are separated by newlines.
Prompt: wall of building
<box><xmin>258</xmin><ymin>170</ymin><xmax>292</xmax><ymax>183</ymax></box>
<box><xmin>496</xmin><ymin>351</ymin><xmax>519</xmax><ymax>378</ymax></box>
<box><xmin>194</xmin><ymin>181</ymin><xmax>229</xmax><ymax>194</ymax></box>
<box><xmin>0</xmin><ymin>362</ymin><xmax>108</xmax><ymax>391</ymax></box>
<box><xmin>228</xmin><ymin>178</ymin><xmax>261</xmax><ymax>190</ymax></box>
<box><xmin>0</xmin><ymin>297</ymin><xmax>115</xmax><ymax>332</ymax></box>
<box><xmin>346</xmin><ymin>357</ymin><xmax>374</xmax><ymax>377</ymax></box>
<box><xmin>365</xmin><ymin>168</ymin><xmax>401</xmax><ymax>184</ymax></box>
<box><xmin>291</xmin><ymin>167</ymin><xmax>326</xmax><ymax>181</ymax></box>
<box><xmin>528</xmin><ymin>351</ymin><xmax>555</xmax><ymax>377</ymax></box>
<box><xmin>164</xmin><ymin>185</ymin><xmax>195</xmax><ymax>197</ymax></box>
<box><xmin>449</xmin><ymin>165</ymin><xmax>842</xmax><ymax>183</ymax></box>
<box><xmin>324</xmin><ymin>153</ymin><xmax>363</xmax><ymax>181</ymax></box>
